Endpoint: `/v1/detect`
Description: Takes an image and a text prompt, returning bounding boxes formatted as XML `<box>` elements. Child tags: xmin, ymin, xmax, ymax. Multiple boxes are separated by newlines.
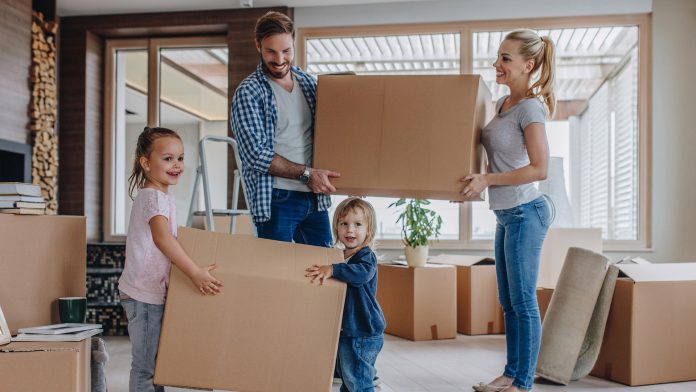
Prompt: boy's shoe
<box><xmin>332</xmin><ymin>377</ymin><xmax>381</xmax><ymax>387</ymax></box>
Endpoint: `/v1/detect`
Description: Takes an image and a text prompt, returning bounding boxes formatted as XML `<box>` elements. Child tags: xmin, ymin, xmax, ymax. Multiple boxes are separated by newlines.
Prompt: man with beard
<box><xmin>231</xmin><ymin>11</ymin><xmax>339</xmax><ymax>246</ymax></box>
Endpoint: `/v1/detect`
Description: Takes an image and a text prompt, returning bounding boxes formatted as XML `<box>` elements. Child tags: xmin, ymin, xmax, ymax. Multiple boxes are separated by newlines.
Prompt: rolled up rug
<box><xmin>535</xmin><ymin>247</ymin><xmax>611</xmax><ymax>385</ymax></box>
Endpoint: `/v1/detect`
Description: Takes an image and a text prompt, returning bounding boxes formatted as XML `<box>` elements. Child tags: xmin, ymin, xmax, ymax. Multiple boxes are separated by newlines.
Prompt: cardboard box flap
<box><xmin>616</xmin><ymin>256</ymin><xmax>652</xmax><ymax>264</ymax></box>
<box><xmin>617</xmin><ymin>263</ymin><xmax>696</xmax><ymax>282</ymax></box>
<box><xmin>429</xmin><ymin>254</ymin><xmax>494</xmax><ymax>267</ymax></box>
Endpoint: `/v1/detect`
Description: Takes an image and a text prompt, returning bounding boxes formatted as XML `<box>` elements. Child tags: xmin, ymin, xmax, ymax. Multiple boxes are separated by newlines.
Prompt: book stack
<box><xmin>12</xmin><ymin>323</ymin><xmax>103</xmax><ymax>342</ymax></box>
<box><xmin>0</xmin><ymin>182</ymin><xmax>46</xmax><ymax>215</ymax></box>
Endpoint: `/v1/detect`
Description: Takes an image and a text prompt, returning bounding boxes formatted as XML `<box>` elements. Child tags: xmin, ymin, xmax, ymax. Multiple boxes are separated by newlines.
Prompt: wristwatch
<box><xmin>299</xmin><ymin>166</ymin><xmax>311</xmax><ymax>184</ymax></box>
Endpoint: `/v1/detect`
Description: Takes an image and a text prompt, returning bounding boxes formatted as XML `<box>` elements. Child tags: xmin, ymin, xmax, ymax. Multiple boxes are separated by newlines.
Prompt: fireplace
<box><xmin>0</xmin><ymin>139</ymin><xmax>32</xmax><ymax>183</ymax></box>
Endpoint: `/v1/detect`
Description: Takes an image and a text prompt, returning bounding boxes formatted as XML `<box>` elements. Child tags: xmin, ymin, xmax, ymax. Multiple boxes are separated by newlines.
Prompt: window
<box><xmin>103</xmin><ymin>37</ymin><xmax>229</xmax><ymax>241</ymax></box>
<box><xmin>471</xmin><ymin>26</ymin><xmax>642</xmax><ymax>245</ymax></box>
<box><xmin>299</xmin><ymin>16</ymin><xmax>650</xmax><ymax>250</ymax></box>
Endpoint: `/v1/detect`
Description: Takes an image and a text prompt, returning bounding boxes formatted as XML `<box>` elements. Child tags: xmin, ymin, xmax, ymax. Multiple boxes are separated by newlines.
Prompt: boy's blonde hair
<box><xmin>332</xmin><ymin>197</ymin><xmax>377</xmax><ymax>249</ymax></box>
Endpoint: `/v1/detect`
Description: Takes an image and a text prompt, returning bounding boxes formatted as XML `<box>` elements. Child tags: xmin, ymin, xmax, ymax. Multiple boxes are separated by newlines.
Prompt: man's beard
<box><xmin>261</xmin><ymin>55</ymin><xmax>291</xmax><ymax>79</ymax></box>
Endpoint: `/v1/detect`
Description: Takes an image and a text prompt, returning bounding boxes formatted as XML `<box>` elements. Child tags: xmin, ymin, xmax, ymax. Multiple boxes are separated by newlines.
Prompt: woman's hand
<box><xmin>191</xmin><ymin>264</ymin><xmax>224</xmax><ymax>295</ymax></box>
<box><xmin>305</xmin><ymin>264</ymin><xmax>333</xmax><ymax>285</ymax></box>
<box><xmin>460</xmin><ymin>173</ymin><xmax>490</xmax><ymax>199</ymax></box>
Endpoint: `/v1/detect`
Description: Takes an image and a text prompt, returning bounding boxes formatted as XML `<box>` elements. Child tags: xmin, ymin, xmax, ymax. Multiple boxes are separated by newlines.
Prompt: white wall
<box><xmin>650</xmin><ymin>0</ymin><xmax>696</xmax><ymax>261</ymax></box>
<box><xmin>295</xmin><ymin>0</ymin><xmax>652</xmax><ymax>27</ymax></box>
<box><xmin>295</xmin><ymin>0</ymin><xmax>696</xmax><ymax>262</ymax></box>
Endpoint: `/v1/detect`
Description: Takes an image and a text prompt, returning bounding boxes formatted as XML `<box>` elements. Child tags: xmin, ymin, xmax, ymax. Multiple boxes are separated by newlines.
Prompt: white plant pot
<box><xmin>405</xmin><ymin>245</ymin><xmax>429</xmax><ymax>267</ymax></box>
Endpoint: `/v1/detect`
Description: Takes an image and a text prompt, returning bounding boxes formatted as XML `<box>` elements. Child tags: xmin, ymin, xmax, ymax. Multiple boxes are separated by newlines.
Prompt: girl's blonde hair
<box><xmin>332</xmin><ymin>197</ymin><xmax>378</xmax><ymax>250</ymax></box>
<box><xmin>505</xmin><ymin>29</ymin><xmax>556</xmax><ymax>118</ymax></box>
<box><xmin>127</xmin><ymin>126</ymin><xmax>181</xmax><ymax>199</ymax></box>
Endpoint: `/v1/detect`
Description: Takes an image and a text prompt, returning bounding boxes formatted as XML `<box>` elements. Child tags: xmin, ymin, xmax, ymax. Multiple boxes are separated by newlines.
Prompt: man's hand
<box><xmin>305</xmin><ymin>264</ymin><xmax>333</xmax><ymax>285</ymax></box>
<box><xmin>308</xmin><ymin>168</ymin><xmax>340</xmax><ymax>194</ymax></box>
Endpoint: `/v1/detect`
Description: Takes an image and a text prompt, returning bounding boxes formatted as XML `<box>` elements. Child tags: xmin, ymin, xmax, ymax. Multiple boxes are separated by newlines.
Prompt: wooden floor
<box><xmin>104</xmin><ymin>334</ymin><xmax>695</xmax><ymax>391</ymax></box>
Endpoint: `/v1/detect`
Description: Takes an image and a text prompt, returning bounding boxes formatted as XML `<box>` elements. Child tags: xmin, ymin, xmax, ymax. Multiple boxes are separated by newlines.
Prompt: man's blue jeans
<box><xmin>337</xmin><ymin>335</ymin><xmax>383</xmax><ymax>392</ymax></box>
<box><xmin>254</xmin><ymin>188</ymin><xmax>332</xmax><ymax>247</ymax></box>
<box><xmin>494</xmin><ymin>196</ymin><xmax>551</xmax><ymax>391</ymax></box>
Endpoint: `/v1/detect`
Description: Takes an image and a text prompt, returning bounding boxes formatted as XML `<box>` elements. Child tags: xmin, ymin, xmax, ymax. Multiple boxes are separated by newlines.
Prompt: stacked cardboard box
<box><xmin>0</xmin><ymin>214</ymin><xmax>89</xmax><ymax>390</ymax></box>
<box><xmin>0</xmin><ymin>339</ymin><xmax>91</xmax><ymax>392</ymax></box>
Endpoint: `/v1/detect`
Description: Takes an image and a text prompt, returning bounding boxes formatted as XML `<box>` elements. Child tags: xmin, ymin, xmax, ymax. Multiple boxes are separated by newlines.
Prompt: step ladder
<box><xmin>186</xmin><ymin>135</ymin><xmax>251</xmax><ymax>234</ymax></box>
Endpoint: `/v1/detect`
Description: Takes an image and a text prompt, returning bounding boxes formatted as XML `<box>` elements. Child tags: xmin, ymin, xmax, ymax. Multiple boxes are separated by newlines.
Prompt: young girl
<box><xmin>118</xmin><ymin>126</ymin><xmax>223</xmax><ymax>392</ymax></box>
<box><xmin>305</xmin><ymin>197</ymin><xmax>386</xmax><ymax>392</ymax></box>
<box><xmin>462</xmin><ymin>30</ymin><xmax>555</xmax><ymax>392</ymax></box>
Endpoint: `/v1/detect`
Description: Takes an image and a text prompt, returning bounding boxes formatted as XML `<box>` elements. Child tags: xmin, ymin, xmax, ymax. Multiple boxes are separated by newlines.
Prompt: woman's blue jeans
<box><xmin>494</xmin><ymin>196</ymin><xmax>551</xmax><ymax>391</ymax></box>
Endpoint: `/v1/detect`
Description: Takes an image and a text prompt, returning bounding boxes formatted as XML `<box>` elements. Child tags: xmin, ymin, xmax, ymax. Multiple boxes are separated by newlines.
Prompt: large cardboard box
<box><xmin>377</xmin><ymin>263</ymin><xmax>456</xmax><ymax>341</ymax></box>
<box><xmin>538</xmin><ymin>228</ymin><xmax>602</xmax><ymax>289</ymax></box>
<box><xmin>314</xmin><ymin>74</ymin><xmax>492</xmax><ymax>201</ymax></box>
<box><xmin>154</xmin><ymin>227</ymin><xmax>346</xmax><ymax>392</ymax></box>
<box><xmin>429</xmin><ymin>254</ymin><xmax>504</xmax><ymax>335</ymax></box>
<box><xmin>0</xmin><ymin>215</ymin><xmax>86</xmax><ymax>334</ymax></box>
<box><xmin>591</xmin><ymin>263</ymin><xmax>696</xmax><ymax>386</ymax></box>
<box><xmin>0</xmin><ymin>339</ymin><xmax>91</xmax><ymax>392</ymax></box>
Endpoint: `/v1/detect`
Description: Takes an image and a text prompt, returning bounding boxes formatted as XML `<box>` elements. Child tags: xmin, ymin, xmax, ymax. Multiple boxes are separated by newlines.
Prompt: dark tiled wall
<box><xmin>86</xmin><ymin>243</ymin><xmax>128</xmax><ymax>335</ymax></box>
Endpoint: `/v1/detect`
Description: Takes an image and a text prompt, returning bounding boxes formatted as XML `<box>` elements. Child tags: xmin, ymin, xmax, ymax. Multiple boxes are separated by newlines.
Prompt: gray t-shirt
<box><xmin>481</xmin><ymin>96</ymin><xmax>547</xmax><ymax>210</ymax></box>
<box><xmin>269</xmin><ymin>76</ymin><xmax>313</xmax><ymax>192</ymax></box>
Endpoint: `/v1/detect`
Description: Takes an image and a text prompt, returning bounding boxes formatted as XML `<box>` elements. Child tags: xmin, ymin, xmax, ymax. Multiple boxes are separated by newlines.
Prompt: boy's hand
<box><xmin>305</xmin><ymin>264</ymin><xmax>333</xmax><ymax>285</ymax></box>
<box><xmin>191</xmin><ymin>264</ymin><xmax>224</xmax><ymax>295</ymax></box>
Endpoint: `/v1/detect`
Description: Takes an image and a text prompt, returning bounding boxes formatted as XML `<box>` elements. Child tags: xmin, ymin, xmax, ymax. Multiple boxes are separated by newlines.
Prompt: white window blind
<box><xmin>575</xmin><ymin>47</ymin><xmax>638</xmax><ymax>240</ymax></box>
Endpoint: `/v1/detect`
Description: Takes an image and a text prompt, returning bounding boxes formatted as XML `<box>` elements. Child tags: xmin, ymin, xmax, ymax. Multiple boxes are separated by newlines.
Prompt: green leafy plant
<box><xmin>389</xmin><ymin>198</ymin><xmax>443</xmax><ymax>247</ymax></box>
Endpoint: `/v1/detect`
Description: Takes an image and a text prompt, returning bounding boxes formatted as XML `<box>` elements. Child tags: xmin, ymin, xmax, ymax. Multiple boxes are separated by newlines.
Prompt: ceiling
<box><xmin>57</xmin><ymin>0</ymin><xmax>439</xmax><ymax>16</ymax></box>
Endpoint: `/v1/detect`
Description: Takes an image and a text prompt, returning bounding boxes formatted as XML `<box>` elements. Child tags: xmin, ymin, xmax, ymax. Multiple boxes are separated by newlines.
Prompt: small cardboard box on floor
<box><xmin>0</xmin><ymin>339</ymin><xmax>91</xmax><ymax>392</ymax></box>
<box><xmin>591</xmin><ymin>263</ymin><xmax>696</xmax><ymax>386</ymax></box>
<box><xmin>314</xmin><ymin>74</ymin><xmax>492</xmax><ymax>201</ymax></box>
<box><xmin>538</xmin><ymin>228</ymin><xmax>602</xmax><ymax>289</ymax></box>
<box><xmin>0</xmin><ymin>214</ymin><xmax>86</xmax><ymax>333</ymax></box>
<box><xmin>154</xmin><ymin>227</ymin><xmax>346</xmax><ymax>392</ymax></box>
<box><xmin>377</xmin><ymin>262</ymin><xmax>456</xmax><ymax>341</ymax></box>
<box><xmin>429</xmin><ymin>254</ymin><xmax>504</xmax><ymax>335</ymax></box>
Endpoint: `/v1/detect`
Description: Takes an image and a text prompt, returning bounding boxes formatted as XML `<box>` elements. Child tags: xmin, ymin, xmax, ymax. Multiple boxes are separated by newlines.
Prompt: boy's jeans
<box><xmin>121</xmin><ymin>298</ymin><xmax>165</xmax><ymax>392</ymax></box>
<box><xmin>337</xmin><ymin>335</ymin><xmax>383</xmax><ymax>392</ymax></box>
<box><xmin>494</xmin><ymin>196</ymin><xmax>551</xmax><ymax>391</ymax></box>
<box><xmin>255</xmin><ymin>188</ymin><xmax>332</xmax><ymax>247</ymax></box>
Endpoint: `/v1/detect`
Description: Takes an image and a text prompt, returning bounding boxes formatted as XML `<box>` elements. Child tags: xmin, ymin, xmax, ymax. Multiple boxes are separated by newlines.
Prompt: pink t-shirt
<box><xmin>118</xmin><ymin>188</ymin><xmax>177</xmax><ymax>305</ymax></box>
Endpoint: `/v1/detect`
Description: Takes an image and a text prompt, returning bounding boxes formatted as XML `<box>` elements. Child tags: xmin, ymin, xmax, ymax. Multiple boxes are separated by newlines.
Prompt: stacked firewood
<box><xmin>30</xmin><ymin>12</ymin><xmax>58</xmax><ymax>214</ymax></box>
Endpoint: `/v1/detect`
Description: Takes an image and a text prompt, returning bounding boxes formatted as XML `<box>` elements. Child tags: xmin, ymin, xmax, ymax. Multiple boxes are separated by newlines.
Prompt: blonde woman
<box><xmin>461</xmin><ymin>30</ymin><xmax>556</xmax><ymax>392</ymax></box>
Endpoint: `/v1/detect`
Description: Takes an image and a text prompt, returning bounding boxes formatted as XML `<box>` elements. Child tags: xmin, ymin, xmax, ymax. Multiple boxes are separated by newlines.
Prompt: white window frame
<box><xmin>297</xmin><ymin>14</ymin><xmax>651</xmax><ymax>251</ymax></box>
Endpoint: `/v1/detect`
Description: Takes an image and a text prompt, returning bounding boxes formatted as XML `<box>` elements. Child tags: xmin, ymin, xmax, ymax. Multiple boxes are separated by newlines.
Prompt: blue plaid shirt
<box><xmin>231</xmin><ymin>63</ymin><xmax>331</xmax><ymax>223</ymax></box>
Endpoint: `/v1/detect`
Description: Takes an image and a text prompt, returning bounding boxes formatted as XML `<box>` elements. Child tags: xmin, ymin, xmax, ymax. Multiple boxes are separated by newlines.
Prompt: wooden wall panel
<box><xmin>0</xmin><ymin>0</ymin><xmax>32</xmax><ymax>144</ymax></box>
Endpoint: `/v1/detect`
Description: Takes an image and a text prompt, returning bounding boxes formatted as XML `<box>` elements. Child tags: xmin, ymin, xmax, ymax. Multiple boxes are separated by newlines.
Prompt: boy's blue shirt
<box><xmin>332</xmin><ymin>246</ymin><xmax>386</xmax><ymax>337</ymax></box>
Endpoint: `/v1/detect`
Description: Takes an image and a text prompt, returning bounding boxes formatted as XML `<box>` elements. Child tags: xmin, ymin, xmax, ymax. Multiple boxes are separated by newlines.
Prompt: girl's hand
<box><xmin>305</xmin><ymin>264</ymin><xmax>333</xmax><ymax>285</ymax></box>
<box><xmin>460</xmin><ymin>173</ymin><xmax>489</xmax><ymax>199</ymax></box>
<box><xmin>191</xmin><ymin>264</ymin><xmax>224</xmax><ymax>295</ymax></box>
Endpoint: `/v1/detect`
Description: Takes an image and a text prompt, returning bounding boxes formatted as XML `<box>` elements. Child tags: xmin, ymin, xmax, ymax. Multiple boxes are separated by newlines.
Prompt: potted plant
<box><xmin>389</xmin><ymin>198</ymin><xmax>443</xmax><ymax>267</ymax></box>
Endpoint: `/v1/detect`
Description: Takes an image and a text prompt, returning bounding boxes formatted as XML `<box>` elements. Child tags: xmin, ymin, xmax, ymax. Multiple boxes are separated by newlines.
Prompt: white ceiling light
<box><xmin>240</xmin><ymin>0</ymin><xmax>253</xmax><ymax>7</ymax></box>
